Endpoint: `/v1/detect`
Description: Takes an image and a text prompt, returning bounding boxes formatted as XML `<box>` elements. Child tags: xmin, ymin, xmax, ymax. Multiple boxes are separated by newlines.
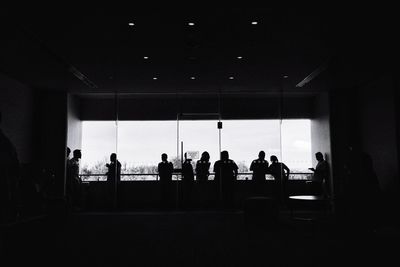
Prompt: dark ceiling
<box><xmin>0</xmin><ymin>5</ymin><xmax>397</xmax><ymax>94</ymax></box>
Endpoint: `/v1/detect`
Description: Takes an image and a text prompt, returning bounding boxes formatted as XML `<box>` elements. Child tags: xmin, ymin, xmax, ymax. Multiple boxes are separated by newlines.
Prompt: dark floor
<box><xmin>1</xmin><ymin>209</ymin><xmax>399</xmax><ymax>267</ymax></box>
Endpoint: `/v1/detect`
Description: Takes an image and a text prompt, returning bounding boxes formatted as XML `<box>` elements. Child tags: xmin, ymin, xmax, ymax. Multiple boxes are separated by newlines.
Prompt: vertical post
<box><xmin>176</xmin><ymin>113</ymin><xmax>180</xmax><ymax>210</ymax></box>
<box><xmin>114</xmin><ymin>91</ymin><xmax>119</xmax><ymax>210</ymax></box>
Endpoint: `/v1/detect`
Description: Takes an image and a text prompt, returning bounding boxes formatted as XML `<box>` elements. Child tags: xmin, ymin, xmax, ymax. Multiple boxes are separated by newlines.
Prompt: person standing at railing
<box><xmin>106</xmin><ymin>153</ymin><xmax>121</xmax><ymax>210</ymax></box>
<box><xmin>213</xmin><ymin>151</ymin><xmax>238</xmax><ymax>209</ymax></box>
<box><xmin>195</xmin><ymin>151</ymin><xmax>210</xmax><ymax>183</ymax></box>
<box><xmin>158</xmin><ymin>153</ymin><xmax>174</xmax><ymax>209</ymax></box>
<box><xmin>308</xmin><ymin>152</ymin><xmax>330</xmax><ymax>197</ymax></box>
<box><xmin>268</xmin><ymin>155</ymin><xmax>290</xmax><ymax>205</ymax></box>
<box><xmin>250</xmin><ymin>151</ymin><xmax>269</xmax><ymax>196</ymax></box>
<box><xmin>67</xmin><ymin>149</ymin><xmax>83</xmax><ymax>211</ymax></box>
<box><xmin>181</xmin><ymin>153</ymin><xmax>194</xmax><ymax>209</ymax></box>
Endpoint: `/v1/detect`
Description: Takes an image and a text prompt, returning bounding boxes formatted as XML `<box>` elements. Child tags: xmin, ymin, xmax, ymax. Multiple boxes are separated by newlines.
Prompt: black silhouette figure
<box><xmin>65</xmin><ymin>147</ymin><xmax>71</xmax><ymax>193</ymax></box>
<box><xmin>344</xmin><ymin>147</ymin><xmax>381</xmax><ymax>231</ymax></box>
<box><xmin>0</xmin><ymin>111</ymin><xmax>20</xmax><ymax>223</ymax></box>
<box><xmin>213</xmin><ymin>151</ymin><xmax>238</xmax><ymax>209</ymax></box>
<box><xmin>250</xmin><ymin>151</ymin><xmax>269</xmax><ymax>196</ymax></box>
<box><xmin>66</xmin><ymin>147</ymin><xmax>71</xmax><ymax>160</ymax></box>
<box><xmin>195</xmin><ymin>151</ymin><xmax>211</xmax><ymax>182</ymax></box>
<box><xmin>268</xmin><ymin>155</ymin><xmax>290</xmax><ymax>204</ymax></box>
<box><xmin>106</xmin><ymin>153</ymin><xmax>121</xmax><ymax>210</ymax></box>
<box><xmin>158</xmin><ymin>153</ymin><xmax>174</xmax><ymax>209</ymax></box>
<box><xmin>181</xmin><ymin>153</ymin><xmax>194</xmax><ymax>209</ymax></box>
<box><xmin>309</xmin><ymin>152</ymin><xmax>330</xmax><ymax>197</ymax></box>
<box><xmin>67</xmin><ymin>149</ymin><xmax>82</xmax><ymax>210</ymax></box>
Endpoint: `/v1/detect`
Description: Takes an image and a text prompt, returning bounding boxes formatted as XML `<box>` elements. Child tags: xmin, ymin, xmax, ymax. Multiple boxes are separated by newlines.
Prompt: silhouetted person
<box><xmin>181</xmin><ymin>153</ymin><xmax>194</xmax><ymax>209</ymax></box>
<box><xmin>250</xmin><ymin>151</ymin><xmax>269</xmax><ymax>195</ymax></box>
<box><xmin>66</xmin><ymin>147</ymin><xmax>71</xmax><ymax>161</ymax></box>
<box><xmin>67</xmin><ymin>149</ymin><xmax>82</xmax><ymax>210</ymax></box>
<box><xmin>158</xmin><ymin>153</ymin><xmax>174</xmax><ymax>209</ymax></box>
<box><xmin>196</xmin><ymin>151</ymin><xmax>210</xmax><ymax>183</ymax></box>
<box><xmin>65</xmin><ymin>147</ymin><xmax>71</xmax><ymax>194</ymax></box>
<box><xmin>213</xmin><ymin>151</ymin><xmax>238</xmax><ymax>209</ymax></box>
<box><xmin>309</xmin><ymin>152</ymin><xmax>330</xmax><ymax>197</ymax></box>
<box><xmin>268</xmin><ymin>155</ymin><xmax>290</xmax><ymax>204</ymax></box>
<box><xmin>0</xmin><ymin>111</ymin><xmax>19</xmax><ymax>223</ymax></box>
<box><xmin>344</xmin><ymin>147</ymin><xmax>381</xmax><ymax>231</ymax></box>
<box><xmin>106</xmin><ymin>153</ymin><xmax>121</xmax><ymax>210</ymax></box>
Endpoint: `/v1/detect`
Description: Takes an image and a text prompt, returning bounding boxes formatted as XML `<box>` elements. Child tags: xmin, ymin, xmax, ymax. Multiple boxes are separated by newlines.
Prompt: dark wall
<box><xmin>0</xmin><ymin>73</ymin><xmax>34</xmax><ymax>163</ymax></box>
<box><xmin>329</xmin><ymin>71</ymin><xmax>400</xmax><ymax>219</ymax></box>
<box><xmin>33</xmin><ymin>90</ymin><xmax>68</xmax><ymax>197</ymax></box>
<box><xmin>80</xmin><ymin>94</ymin><xmax>314</xmax><ymax>120</ymax></box>
<box><xmin>357</xmin><ymin>74</ymin><xmax>399</xmax><ymax>195</ymax></box>
<box><xmin>311</xmin><ymin>92</ymin><xmax>333</xmax><ymax>194</ymax></box>
<box><xmin>67</xmin><ymin>94</ymin><xmax>82</xmax><ymax>152</ymax></box>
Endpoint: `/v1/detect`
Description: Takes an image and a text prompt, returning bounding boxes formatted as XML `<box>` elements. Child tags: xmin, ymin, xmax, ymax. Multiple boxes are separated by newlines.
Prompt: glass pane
<box><xmin>179</xmin><ymin>120</ymin><xmax>220</xmax><ymax>180</ymax></box>
<box><xmin>221</xmin><ymin>120</ymin><xmax>281</xmax><ymax>180</ymax></box>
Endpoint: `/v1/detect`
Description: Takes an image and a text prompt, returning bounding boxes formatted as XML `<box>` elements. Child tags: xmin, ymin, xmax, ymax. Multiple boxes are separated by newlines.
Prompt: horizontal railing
<box><xmin>79</xmin><ymin>172</ymin><xmax>313</xmax><ymax>182</ymax></box>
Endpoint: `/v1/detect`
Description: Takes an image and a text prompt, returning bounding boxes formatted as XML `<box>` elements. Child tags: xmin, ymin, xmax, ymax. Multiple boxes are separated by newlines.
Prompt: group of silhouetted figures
<box><xmin>64</xmin><ymin>148</ymin><xmax>331</xmax><ymax>210</ymax></box>
<box><xmin>156</xmin><ymin>150</ymin><xmax>331</xmax><ymax>209</ymax></box>
<box><xmin>66</xmin><ymin>148</ymin><xmax>120</xmax><ymax>210</ymax></box>
<box><xmin>1</xmin><ymin>108</ymin><xmax>381</xmax><ymax>224</ymax></box>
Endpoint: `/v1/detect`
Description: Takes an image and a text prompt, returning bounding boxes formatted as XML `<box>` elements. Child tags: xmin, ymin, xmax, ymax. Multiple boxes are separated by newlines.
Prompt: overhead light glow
<box><xmin>251</xmin><ymin>21</ymin><xmax>258</xmax><ymax>25</ymax></box>
<box><xmin>128</xmin><ymin>22</ymin><xmax>135</xmax><ymax>26</ymax></box>
<box><xmin>283</xmin><ymin>75</ymin><xmax>289</xmax><ymax>79</ymax></box>
<box><xmin>143</xmin><ymin>56</ymin><xmax>149</xmax><ymax>59</ymax></box>
<box><xmin>229</xmin><ymin>76</ymin><xmax>234</xmax><ymax>80</ymax></box>
<box><xmin>237</xmin><ymin>56</ymin><xmax>243</xmax><ymax>59</ymax></box>
<box><xmin>188</xmin><ymin>22</ymin><xmax>195</xmax><ymax>26</ymax></box>
<box><xmin>190</xmin><ymin>77</ymin><xmax>196</xmax><ymax>80</ymax></box>
<box><xmin>153</xmin><ymin>77</ymin><xmax>158</xmax><ymax>80</ymax></box>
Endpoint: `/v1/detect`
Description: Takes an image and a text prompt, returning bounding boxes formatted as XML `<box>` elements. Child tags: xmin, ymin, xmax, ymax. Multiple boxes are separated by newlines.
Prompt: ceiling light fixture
<box><xmin>229</xmin><ymin>76</ymin><xmax>234</xmax><ymax>80</ymax></box>
<box><xmin>188</xmin><ymin>22</ymin><xmax>195</xmax><ymax>26</ymax></box>
<box><xmin>128</xmin><ymin>22</ymin><xmax>135</xmax><ymax>26</ymax></box>
<box><xmin>143</xmin><ymin>56</ymin><xmax>149</xmax><ymax>59</ymax></box>
<box><xmin>251</xmin><ymin>21</ymin><xmax>258</xmax><ymax>25</ymax></box>
<box><xmin>237</xmin><ymin>56</ymin><xmax>243</xmax><ymax>59</ymax></box>
<box><xmin>190</xmin><ymin>77</ymin><xmax>196</xmax><ymax>80</ymax></box>
<box><xmin>153</xmin><ymin>77</ymin><xmax>158</xmax><ymax>80</ymax></box>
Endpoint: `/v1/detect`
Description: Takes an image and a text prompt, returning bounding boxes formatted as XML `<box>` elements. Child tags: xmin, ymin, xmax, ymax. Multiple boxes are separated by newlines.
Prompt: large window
<box><xmin>81</xmin><ymin>120</ymin><xmax>311</xmax><ymax>180</ymax></box>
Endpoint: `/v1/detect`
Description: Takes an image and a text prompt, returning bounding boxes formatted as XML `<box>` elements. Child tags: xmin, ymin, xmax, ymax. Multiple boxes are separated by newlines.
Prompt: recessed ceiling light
<box><xmin>128</xmin><ymin>22</ymin><xmax>135</xmax><ymax>26</ymax></box>
<box><xmin>237</xmin><ymin>56</ymin><xmax>243</xmax><ymax>59</ymax></box>
<box><xmin>143</xmin><ymin>56</ymin><xmax>149</xmax><ymax>59</ymax></box>
<box><xmin>251</xmin><ymin>21</ymin><xmax>258</xmax><ymax>25</ymax></box>
<box><xmin>229</xmin><ymin>76</ymin><xmax>234</xmax><ymax>80</ymax></box>
<box><xmin>283</xmin><ymin>75</ymin><xmax>289</xmax><ymax>79</ymax></box>
<box><xmin>153</xmin><ymin>77</ymin><xmax>158</xmax><ymax>80</ymax></box>
<box><xmin>188</xmin><ymin>22</ymin><xmax>195</xmax><ymax>26</ymax></box>
<box><xmin>190</xmin><ymin>77</ymin><xmax>196</xmax><ymax>80</ymax></box>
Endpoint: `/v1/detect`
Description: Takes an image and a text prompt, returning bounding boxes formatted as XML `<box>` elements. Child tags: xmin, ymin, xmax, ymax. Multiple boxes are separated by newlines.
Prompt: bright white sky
<box><xmin>81</xmin><ymin>120</ymin><xmax>312</xmax><ymax>171</ymax></box>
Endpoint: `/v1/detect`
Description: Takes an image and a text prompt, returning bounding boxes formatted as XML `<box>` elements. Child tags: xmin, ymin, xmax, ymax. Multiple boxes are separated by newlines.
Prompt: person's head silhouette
<box><xmin>110</xmin><ymin>153</ymin><xmax>117</xmax><ymax>162</ymax></box>
<box><xmin>270</xmin><ymin>155</ymin><xmax>278</xmax><ymax>163</ymax></box>
<box><xmin>258</xmin><ymin>151</ymin><xmax>265</xmax><ymax>160</ymax></box>
<box><xmin>73</xmin><ymin>149</ymin><xmax>82</xmax><ymax>159</ymax></box>
<box><xmin>315</xmin><ymin>152</ymin><xmax>324</xmax><ymax>162</ymax></box>
<box><xmin>201</xmin><ymin>151</ymin><xmax>210</xmax><ymax>162</ymax></box>
<box><xmin>161</xmin><ymin>153</ymin><xmax>168</xmax><ymax>162</ymax></box>
<box><xmin>221</xmin><ymin>151</ymin><xmax>229</xmax><ymax>161</ymax></box>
